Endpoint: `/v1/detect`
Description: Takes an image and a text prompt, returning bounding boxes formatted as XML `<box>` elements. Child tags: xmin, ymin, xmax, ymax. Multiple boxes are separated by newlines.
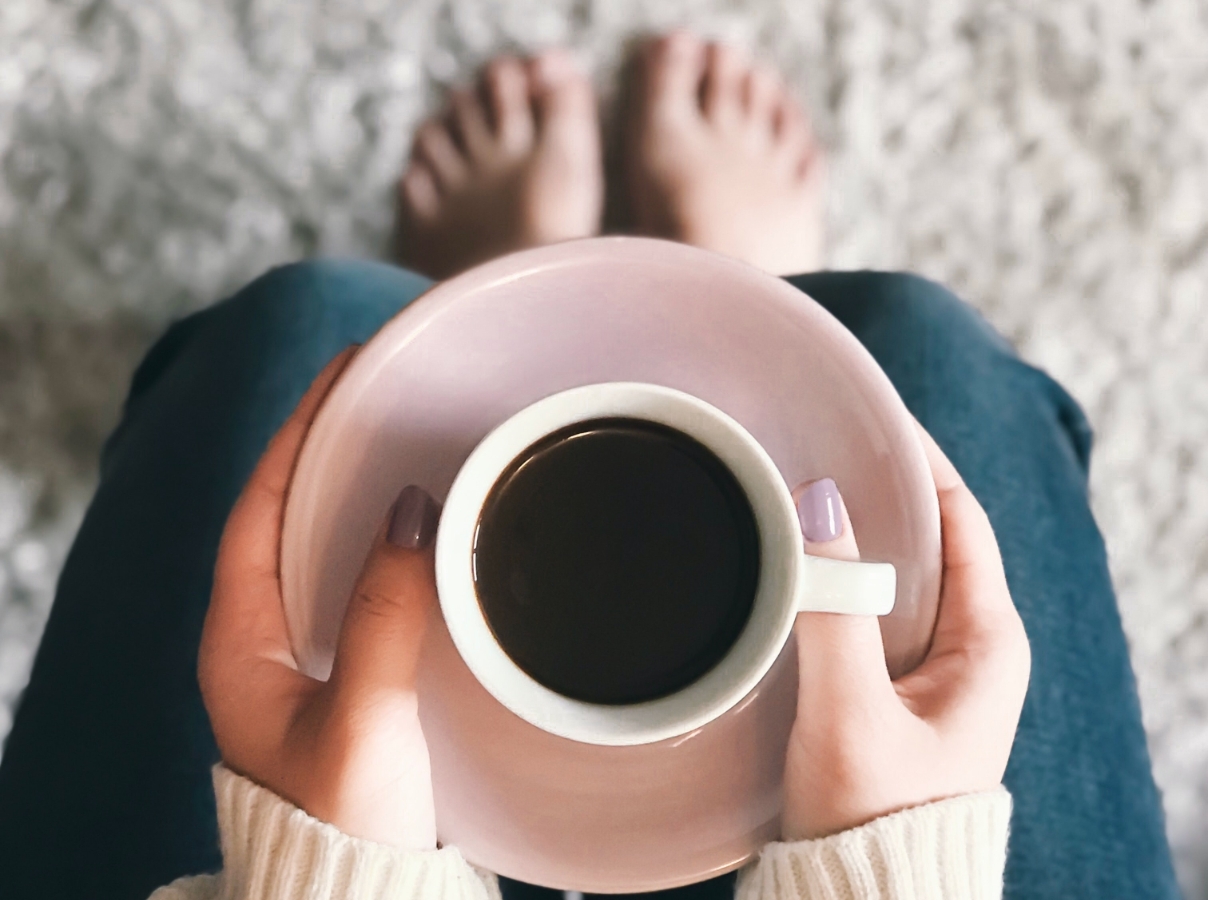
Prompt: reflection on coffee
<box><xmin>472</xmin><ymin>416</ymin><xmax>760</xmax><ymax>705</ymax></box>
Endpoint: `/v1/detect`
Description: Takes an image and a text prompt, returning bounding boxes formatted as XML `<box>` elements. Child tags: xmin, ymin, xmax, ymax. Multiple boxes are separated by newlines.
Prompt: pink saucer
<box><xmin>280</xmin><ymin>237</ymin><xmax>941</xmax><ymax>893</ymax></box>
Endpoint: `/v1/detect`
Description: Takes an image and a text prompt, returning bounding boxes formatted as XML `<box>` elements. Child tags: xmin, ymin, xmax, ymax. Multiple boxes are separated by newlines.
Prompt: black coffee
<box><xmin>472</xmin><ymin>416</ymin><xmax>760</xmax><ymax>705</ymax></box>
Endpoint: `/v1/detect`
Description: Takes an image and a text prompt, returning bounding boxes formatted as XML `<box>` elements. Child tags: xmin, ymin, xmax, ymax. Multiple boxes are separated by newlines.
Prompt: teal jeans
<box><xmin>0</xmin><ymin>260</ymin><xmax>1181</xmax><ymax>900</ymax></box>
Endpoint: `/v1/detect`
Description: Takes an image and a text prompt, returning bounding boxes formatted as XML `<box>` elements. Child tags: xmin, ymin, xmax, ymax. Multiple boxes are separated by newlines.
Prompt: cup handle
<box><xmin>795</xmin><ymin>555</ymin><xmax>897</xmax><ymax>616</ymax></box>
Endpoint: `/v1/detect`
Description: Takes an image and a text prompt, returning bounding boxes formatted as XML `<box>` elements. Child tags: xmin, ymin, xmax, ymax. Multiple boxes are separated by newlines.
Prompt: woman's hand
<box><xmin>781</xmin><ymin>423</ymin><xmax>1031</xmax><ymax>840</ymax></box>
<box><xmin>199</xmin><ymin>347</ymin><xmax>444</xmax><ymax>851</ymax></box>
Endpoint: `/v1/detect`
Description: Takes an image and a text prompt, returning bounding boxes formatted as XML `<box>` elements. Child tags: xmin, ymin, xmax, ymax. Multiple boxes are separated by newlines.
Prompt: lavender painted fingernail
<box><xmin>797</xmin><ymin>478</ymin><xmax>844</xmax><ymax>543</ymax></box>
<box><xmin>388</xmin><ymin>485</ymin><xmax>440</xmax><ymax>550</ymax></box>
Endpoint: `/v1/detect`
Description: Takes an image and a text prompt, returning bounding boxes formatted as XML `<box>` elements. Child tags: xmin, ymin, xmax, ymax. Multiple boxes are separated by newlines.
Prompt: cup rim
<box><xmin>434</xmin><ymin>381</ymin><xmax>803</xmax><ymax>746</ymax></box>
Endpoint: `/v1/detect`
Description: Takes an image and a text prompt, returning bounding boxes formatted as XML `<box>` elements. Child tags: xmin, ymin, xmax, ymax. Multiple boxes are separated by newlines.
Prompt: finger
<box><xmin>791</xmin><ymin>479</ymin><xmax>892</xmax><ymax>706</ymax></box>
<box><xmin>796</xmin><ymin>476</ymin><xmax>859</xmax><ymax>561</ymax></box>
<box><xmin>207</xmin><ymin>346</ymin><xmax>359</xmax><ymax>667</ymax></box>
<box><xmin>913</xmin><ymin>421</ymin><xmax>1016</xmax><ymax>634</ymax></box>
<box><xmin>893</xmin><ymin>422</ymin><xmax>1030</xmax><ymax>720</ymax></box>
<box><xmin>329</xmin><ymin>485</ymin><xmax>442</xmax><ymax>708</ymax></box>
<box><xmin>201</xmin><ymin>346</ymin><xmax>360</xmax><ymax>760</ymax></box>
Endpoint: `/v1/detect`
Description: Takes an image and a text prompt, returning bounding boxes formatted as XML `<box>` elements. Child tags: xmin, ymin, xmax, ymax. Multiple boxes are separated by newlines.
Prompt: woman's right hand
<box><xmin>781</xmin><ymin>423</ymin><xmax>1031</xmax><ymax>840</ymax></box>
<box><xmin>199</xmin><ymin>348</ymin><xmax>443</xmax><ymax>851</ymax></box>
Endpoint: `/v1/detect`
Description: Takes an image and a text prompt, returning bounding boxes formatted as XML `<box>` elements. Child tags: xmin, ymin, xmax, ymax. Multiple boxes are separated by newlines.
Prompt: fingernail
<box><xmin>797</xmin><ymin>478</ymin><xmax>844</xmax><ymax>543</ymax></box>
<box><xmin>388</xmin><ymin>485</ymin><xmax>440</xmax><ymax>550</ymax></box>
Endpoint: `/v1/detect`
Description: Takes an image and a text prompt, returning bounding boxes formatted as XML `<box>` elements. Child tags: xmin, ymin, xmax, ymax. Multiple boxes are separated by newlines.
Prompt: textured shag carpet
<box><xmin>0</xmin><ymin>1</ymin><xmax>1205</xmax><ymax>893</ymax></box>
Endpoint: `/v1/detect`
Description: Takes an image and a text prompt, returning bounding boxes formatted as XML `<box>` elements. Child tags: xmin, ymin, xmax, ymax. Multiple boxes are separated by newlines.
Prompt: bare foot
<box><xmin>397</xmin><ymin>50</ymin><xmax>603</xmax><ymax>279</ymax></box>
<box><xmin>623</xmin><ymin>32</ymin><xmax>825</xmax><ymax>275</ymax></box>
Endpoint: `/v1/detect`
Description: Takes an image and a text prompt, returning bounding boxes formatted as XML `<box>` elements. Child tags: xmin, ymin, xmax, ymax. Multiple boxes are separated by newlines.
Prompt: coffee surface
<box><xmin>473</xmin><ymin>416</ymin><xmax>760</xmax><ymax>705</ymax></box>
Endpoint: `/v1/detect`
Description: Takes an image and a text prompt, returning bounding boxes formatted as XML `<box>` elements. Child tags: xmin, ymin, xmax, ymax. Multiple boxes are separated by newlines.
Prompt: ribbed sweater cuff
<box><xmin>211</xmin><ymin>765</ymin><xmax>501</xmax><ymax>900</ymax></box>
<box><xmin>735</xmin><ymin>788</ymin><xmax>1011</xmax><ymax>900</ymax></box>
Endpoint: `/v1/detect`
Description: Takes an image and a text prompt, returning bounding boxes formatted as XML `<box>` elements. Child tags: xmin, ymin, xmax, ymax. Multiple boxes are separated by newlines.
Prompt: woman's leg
<box><xmin>786</xmin><ymin>270</ymin><xmax>1181</xmax><ymax>900</ymax></box>
<box><xmin>0</xmin><ymin>259</ymin><xmax>432</xmax><ymax>900</ymax></box>
<box><xmin>612</xmin><ymin>34</ymin><xmax>1179</xmax><ymax>896</ymax></box>
<box><xmin>0</xmin><ymin>262</ymin><xmax>1178</xmax><ymax>900</ymax></box>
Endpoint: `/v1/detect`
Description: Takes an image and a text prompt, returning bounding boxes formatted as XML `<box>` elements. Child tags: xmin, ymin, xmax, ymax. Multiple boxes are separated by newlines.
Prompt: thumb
<box><xmin>329</xmin><ymin>485</ymin><xmax>442</xmax><ymax>705</ymax></box>
<box><xmin>792</xmin><ymin>479</ymin><xmax>892</xmax><ymax>707</ymax></box>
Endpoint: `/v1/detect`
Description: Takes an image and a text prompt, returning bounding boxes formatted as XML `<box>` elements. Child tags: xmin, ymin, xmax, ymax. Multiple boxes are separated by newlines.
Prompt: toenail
<box><xmin>489</xmin><ymin>57</ymin><xmax>524</xmax><ymax>84</ymax></box>
<box><xmin>534</xmin><ymin>49</ymin><xmax>576</xmax><ymax>85</ymax></box>
<box><xmin>664</xmin><ymin>31</ymin><xmax>696</xmax><ymax>55</ymax></box>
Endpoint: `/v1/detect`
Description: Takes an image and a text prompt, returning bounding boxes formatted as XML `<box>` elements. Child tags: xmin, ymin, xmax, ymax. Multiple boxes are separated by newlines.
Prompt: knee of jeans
<box><xmin>799</xmin><ymin>270</ymin><xmax>1036</xmax><ymax>420</ymax></box>
<box><xmin>850</xmin><ymin>271</ymin><xmax>1013</xmax><ymax>358</ymax></box>
<box><xmin>154</xmin><ymin>257</ymin><xmax>427</xmax><ymax>397</ymax></box>
<box><xmin>228</xmin><ymin>258</ymin><xmax>422</xmax><ymax>331</ymax></box>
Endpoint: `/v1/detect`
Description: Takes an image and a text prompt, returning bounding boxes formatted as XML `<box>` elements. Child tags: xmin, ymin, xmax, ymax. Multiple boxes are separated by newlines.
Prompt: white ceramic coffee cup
<box><xmin>435</xmin><ymin>382</ymin><xmax>895</xmax><ymax>747</ymax></box>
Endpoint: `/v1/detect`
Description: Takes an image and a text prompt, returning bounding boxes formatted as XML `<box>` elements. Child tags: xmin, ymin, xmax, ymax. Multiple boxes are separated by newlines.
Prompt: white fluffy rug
<box><xmin>1</xmin><ymin>0</ymin><xmax>1205</xmax><ymax>893</ymax></box>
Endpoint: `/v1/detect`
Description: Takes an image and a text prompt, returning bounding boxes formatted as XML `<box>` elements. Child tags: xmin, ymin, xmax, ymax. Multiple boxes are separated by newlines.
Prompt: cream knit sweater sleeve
<box><xmin>149</xmin><ymin>766</ymin><xmax>503</xmax><ymax>900</ymax></box>
<box><xmin>150</xmin><ymin>766</ymin><xmax>1009</xmax><ymax>900</ymax></box>
<box><xmin>736</xmin><ymin>789</ymin><xmax>1012</xmax><ymax>900</ymax></box>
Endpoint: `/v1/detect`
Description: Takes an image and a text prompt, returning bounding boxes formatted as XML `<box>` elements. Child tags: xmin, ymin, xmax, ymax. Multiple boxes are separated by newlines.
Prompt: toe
<box><xmin>399</xmin><ymin>163</ymin><xmax>440</xmax><ymax>219</ymax></box>
<box><xmin>528</xmin><ymin>49</ymin><xmax>597</xmax><ymax>136</ymax></box>
<box><xmin>448</xmin><ymin>87</ymin><xmax>493</xmax><ymax>160</ymax></box>
<box><xmin>530</xmin><ymin>47</ymin><xmax>579</xmax><ymax>86</ymax></box>
<box><xmin>797</xmin><ymin>141</ymin><xmax>826</xmax><ymax>190</ymax></box>
<box><xmin>743</xmin><ymin>65</ymin><xmax>780</xmax><ymax>131</ymax></box>
<box><xmin>640</xmin><ymin>31</ymin><xmax>706</xmax><ymax>120</ymax></box>
<box><xmin>701</xmin><ymin>42</ymin><xmax>745</xmax><ymax>126</ymax></box>
<box><xmin>483</xmin><ymin>56</ymin><xmax>535</xmax><ymax>152</ymax></box>
<box><xmin>773</xmin><ymin>96</ymin><xmax>812</xmax><ymax>157</ymax></box>
<box><xmin>413</xmin><ymin>118</ymin><xmax>467</xmax><ymax>186</ymax></box>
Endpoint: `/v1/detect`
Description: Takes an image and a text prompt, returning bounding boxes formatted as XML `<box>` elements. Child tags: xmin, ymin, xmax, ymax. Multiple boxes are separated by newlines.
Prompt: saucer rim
<box><xmin>279</xmin><ymin>236</ymin><xmax>941</xmax><ymax>892</ymax></box>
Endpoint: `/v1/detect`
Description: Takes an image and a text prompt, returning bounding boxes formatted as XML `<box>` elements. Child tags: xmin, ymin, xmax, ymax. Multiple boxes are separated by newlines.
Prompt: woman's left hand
<box><xmin>198</xmin><ymin>346</ymin><xmax>443</xmax><ymax>851</ymax></box>
<box><xmin>781</xmin><ymin>426</ymin><xmax>1030</xmax><ymax>840</ymax></box>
